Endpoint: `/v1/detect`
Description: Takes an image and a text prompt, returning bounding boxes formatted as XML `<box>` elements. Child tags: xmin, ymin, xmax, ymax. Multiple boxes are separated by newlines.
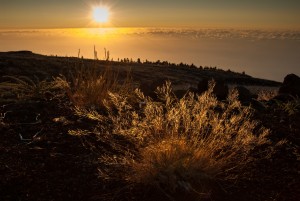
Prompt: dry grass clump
<box><xmin>72</xmin><ymin>81</ymin><xmax>271</xmax><ymax>200</ymax></box>
<box><xmin>257</xmin><ymin>89</ymin><xmax>278</xmax><ymax>101</ymax></box>
<box><xmin>277</xmin><ymin>96</ymin><xmax>300</xmax><ymax>116</ymax></box>
<box><xmin>54</xmin><ymin>65</ymin><xmax>133</xmax><ymax>109</ymax></box>
<box><xmin>0</xmin><ymin>76</ymin><xmax>57</xmax><ymax>101</ymax></box>
<box><xmin>130</xmin><ymin>138</ymin><xmax>219</xmax><ymax>199</ymax></box>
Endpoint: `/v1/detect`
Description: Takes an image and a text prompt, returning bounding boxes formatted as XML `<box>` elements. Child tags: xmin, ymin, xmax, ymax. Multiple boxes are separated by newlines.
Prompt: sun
<box><xmin>92</xmin><ymin>6</ymin><xmax>109</xmax><ymax>23</ymax></box>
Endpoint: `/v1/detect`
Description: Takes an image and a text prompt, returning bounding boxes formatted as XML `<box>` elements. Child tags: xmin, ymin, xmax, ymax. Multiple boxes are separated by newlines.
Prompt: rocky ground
<box><xmin>0</xmin><ymin>51</ymin><xmax>299</xmax><ymax>201</ymax></box>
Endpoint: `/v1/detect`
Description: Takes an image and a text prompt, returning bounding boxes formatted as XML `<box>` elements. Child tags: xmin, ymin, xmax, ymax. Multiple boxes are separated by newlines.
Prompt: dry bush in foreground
<box><xmin>71</xmin><ymin>81</ymin><xmax>271</xmax><ymax>200</ymax></box>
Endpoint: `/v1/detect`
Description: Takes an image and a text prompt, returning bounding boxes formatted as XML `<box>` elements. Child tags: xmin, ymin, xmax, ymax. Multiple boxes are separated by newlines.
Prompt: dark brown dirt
<box><xmin>0</xmin><ymin>98</ymin><xmax>103</xmax><ymax>201</ymax></box>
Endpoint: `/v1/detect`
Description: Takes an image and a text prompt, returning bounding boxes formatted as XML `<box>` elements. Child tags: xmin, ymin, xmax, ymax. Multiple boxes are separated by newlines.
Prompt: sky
<box><xmin>0</xmin><ymin>0</ymin><xmax>300</xmax><ymax>29</ymax></box>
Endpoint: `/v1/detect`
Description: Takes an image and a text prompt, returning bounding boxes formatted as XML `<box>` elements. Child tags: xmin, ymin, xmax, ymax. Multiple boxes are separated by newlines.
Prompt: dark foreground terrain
<box><xmin>0</xmin><ymin>51</ymin><xmax>299</xmax><ymax>201</ymax></box>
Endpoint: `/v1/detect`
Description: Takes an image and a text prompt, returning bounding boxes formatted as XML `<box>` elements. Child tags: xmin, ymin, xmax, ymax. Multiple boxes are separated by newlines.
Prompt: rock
<box><xmin>173</xmin><ymin>90</ymin><xmax>187</xmax><ymax>99</ymax></box>
<box><xmin>278</xmin><ymin>74</ymin><xmax>300</xmax><ymax>97</ymax></box>
<box><xmin>197</xmin><ymin>78</ymin><xmax>209</xmax><ymax>94</ymax></box>
<box><xmin>174</xmin><ymin>87</ymin><xmax>200</xmax><ymax>99</ymax></box>
<box><xmin>271</xmin><ymin>94</ymin><xmax>294</xmax><ymax>102</ymax></box>
<box><xmin>139</xmin><ymin>79</ymin><xmax>168</xmax><ymax>100</ymax></box>
<box><xmin>197</xmin><ymin>78</ymin><xmax>228</xmax><ymax>100</ymax></box>
<box><xmin>213</xmin><ymin>80</ymin><xmax>229</xmax><ymax>100</ymax></box>
<box><xmin>249</xmin><ymin>99</ymin><xmax>266</xmax><ymax>111</ymax></box>
<box><xmin>234</xmin><ymin>86</ymin><xmax>253</xmax><ymax>102</ymax></box>
<box><xmin>187</xmin><ymin>87</ymin><xmax>198</xmax><ymax>95</ymax></box>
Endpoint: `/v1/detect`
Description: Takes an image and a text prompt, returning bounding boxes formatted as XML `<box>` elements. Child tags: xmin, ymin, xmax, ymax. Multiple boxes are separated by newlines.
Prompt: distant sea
<box><xmin>1</xmin><ymin>27</ymin><xmax>299</xmax><ymax>82</ymax></box>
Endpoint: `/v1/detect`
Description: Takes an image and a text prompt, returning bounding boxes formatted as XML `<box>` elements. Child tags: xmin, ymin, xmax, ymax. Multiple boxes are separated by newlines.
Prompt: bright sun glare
<box><xmin>92</xmin><ymin>6</ymin><xmax>109</xmax><ymax>23</ymax></box>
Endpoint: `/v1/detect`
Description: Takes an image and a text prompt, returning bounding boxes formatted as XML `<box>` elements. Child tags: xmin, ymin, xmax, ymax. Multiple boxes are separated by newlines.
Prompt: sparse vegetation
<box><xmin>0</xmin><ymin>75</ymin><xmax>57</xmax><ymax>101</ymax></box>
<box><xmin>277</xmin><ymin>96</ymin><xmax>300</xmax><ymax>116</ymax></box>
<box><xmin>0</xmin><ymin>52</ymin><xmax>298</xmax><ymax>201</ymax></box>
<box><xmin>257</xmin><ymin>88</ymin><xmax>278</xmax><ymax>101</ymax></box>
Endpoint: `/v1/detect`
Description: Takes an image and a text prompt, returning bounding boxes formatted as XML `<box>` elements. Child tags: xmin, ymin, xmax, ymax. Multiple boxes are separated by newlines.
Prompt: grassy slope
<box><xmin>0</xmin><ymin>51</ymin><xmax>298</xmax><ymax>201</ymax></box>
<box><xmin>0</xmin><ymin>51</ymin><xmax>281</xmax><ymax>86</ymax></box>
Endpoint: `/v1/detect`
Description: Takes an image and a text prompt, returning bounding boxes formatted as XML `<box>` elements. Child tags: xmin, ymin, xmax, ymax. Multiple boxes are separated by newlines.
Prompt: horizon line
<box><xmin>1</xmin><ymin>25</ymin><xmax>300</xmax><ymax>31</ymax></box>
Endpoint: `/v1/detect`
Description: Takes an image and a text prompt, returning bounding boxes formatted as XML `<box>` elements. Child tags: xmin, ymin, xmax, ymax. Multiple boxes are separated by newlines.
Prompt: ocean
<box><xmin>1</xmin><ymin>27</ymin><xmax>299</xmax><ymax>82</ymax></box>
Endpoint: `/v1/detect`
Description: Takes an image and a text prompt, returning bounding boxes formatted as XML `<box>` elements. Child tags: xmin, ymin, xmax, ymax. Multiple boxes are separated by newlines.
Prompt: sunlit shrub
<box><xmin>72</xmin><ymin>80</ymin><xmax>270</xmax><ymax>199</ymax></box>
<box><xmin>54</xmin><ymin>65</ymin><xmax>133</xmax><ymax>109</ymax></box>
<box><xmin>257</xmin><ymin>89</ymin><xmax>278</xmax><ymax>101</ymax></box>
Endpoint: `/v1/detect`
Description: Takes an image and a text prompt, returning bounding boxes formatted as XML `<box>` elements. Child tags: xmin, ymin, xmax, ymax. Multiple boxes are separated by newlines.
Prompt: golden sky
<box><xmin>0</xmin><ymin>0</ymin><xmax>299</xmax><ymax>29</ymax></box>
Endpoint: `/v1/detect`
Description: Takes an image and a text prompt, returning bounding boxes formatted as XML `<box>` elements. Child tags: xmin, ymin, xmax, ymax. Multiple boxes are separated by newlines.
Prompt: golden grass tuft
<box><xmin>72</xmin><ymin>80</ymin><xmax>271</xmax><ymax>199</ymax></box>
<box><xmin>130</xmin><ymin>138</ymin><xmax>219</xmax><ymax>198</ymax></box>
<box><xmin>257</xmin><ymin>89</ymin><xmax>278</xmax><ymax>101</ymax></box>
<box><xmin>54</xmin><ymin>65</ymin><xmax>133</xmax><ymax>109</ymax></box>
